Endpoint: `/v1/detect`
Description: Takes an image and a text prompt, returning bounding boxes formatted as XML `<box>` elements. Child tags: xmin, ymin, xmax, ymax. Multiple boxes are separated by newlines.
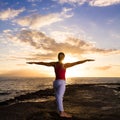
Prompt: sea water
<box><xmin>0</xmin><ymin>77</ymin><xmax>120</xmax><ymax>102</ymax></box>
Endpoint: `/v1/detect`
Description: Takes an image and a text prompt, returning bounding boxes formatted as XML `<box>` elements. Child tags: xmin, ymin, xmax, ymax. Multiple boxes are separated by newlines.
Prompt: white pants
<box><xmin>53</xmin><ymin>80</ymin><xmax>66</xmax><ymax>112</ymax></box>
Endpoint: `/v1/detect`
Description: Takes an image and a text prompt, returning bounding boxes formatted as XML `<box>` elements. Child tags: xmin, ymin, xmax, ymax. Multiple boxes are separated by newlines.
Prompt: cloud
<box><xmin>0</xmin><ymin>8</ymin><xmax>25</xmax><ymax>20</ymax></box>
<box><xmin>59</xmin><ymin>0</ymin><xmax>120</xmax><ymax>7</ymax></box>
<box><xmin>59</xmin><ymin>0</ymin><xmax>86</xmax><ymax>5</ymax></box>
<box><xmin>50</xmin><ymin>30</ymin><xmax>75</xmax><ymax>42</ymax></box>
<box><xmin>89</xmin><ymin>0</ymin><xmax>120</xmax><ymax>7</ymax></box>
<box><xmin>15</xmin><ymin>13</ymin><xmax>62</xmax><ymax>29</ymax></box>
<box><xmin>3</xmin><ymin>29</ymin><xmax>12</xmax><ymax>33</ymax></box>
<box><xmin>95</xmin><ymin>66</ymin><xmax>112</xmax><ymax>70</ymax></box>
<box><xmin>7</xmin><ymin>29</ymin><xmax>120</xmax><ymax>60</ymax></box>
<box><xmin>14</xmin><ymin>8</ymin><xmax>73</xmax><ymax>29</ymax></box>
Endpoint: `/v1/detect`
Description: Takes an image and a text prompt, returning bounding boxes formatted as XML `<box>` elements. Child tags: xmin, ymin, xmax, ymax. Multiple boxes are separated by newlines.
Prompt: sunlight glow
<box><xmin>66</xmin><ymin>67</ymin><xmax>85</xmax><ymax>78</ymax></box>
<box><xmin>63</xmin><ymin>55</ymin><xmax>78</xmax><ymax>63</ymax></box>
<box><xmin>63</xmin><ymin>55</ymin><xmax>86</xmax><ymax>77</ymax></box>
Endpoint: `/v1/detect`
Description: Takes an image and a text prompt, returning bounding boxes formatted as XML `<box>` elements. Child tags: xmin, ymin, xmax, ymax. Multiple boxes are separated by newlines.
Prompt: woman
<box><xmin>27</xmin><ymin>52</ymin><xmax>94</xmax><ymax>118</ymax></box>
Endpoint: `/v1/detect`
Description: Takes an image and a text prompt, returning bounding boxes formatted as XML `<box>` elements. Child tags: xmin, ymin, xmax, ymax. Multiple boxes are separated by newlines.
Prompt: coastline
<box><xmin>0</xmin><ymin>84</ymin><xmax>120</xmax><ymax>120</ymax></box>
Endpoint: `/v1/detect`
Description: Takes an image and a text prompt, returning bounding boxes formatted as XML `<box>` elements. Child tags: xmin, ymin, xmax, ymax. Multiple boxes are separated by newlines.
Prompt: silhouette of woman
<box><xmin>27</xmin><ymin>52</ymin><xmax>94</xmax><ymax>118</ymax></box>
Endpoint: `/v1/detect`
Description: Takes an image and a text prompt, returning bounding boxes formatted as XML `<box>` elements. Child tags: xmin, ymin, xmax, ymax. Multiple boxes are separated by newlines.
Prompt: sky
<box><xmin>0</xmin><ymin>0</ymin><xmax>120</xmax><ymax>77</ymax></box>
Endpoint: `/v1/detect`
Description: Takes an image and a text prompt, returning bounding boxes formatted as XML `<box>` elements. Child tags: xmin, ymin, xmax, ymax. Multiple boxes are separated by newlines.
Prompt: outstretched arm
<box><xmin>26</xmin><ymin>62</ymin><xmax>56</xmax><ymax>67</ymax></box>
<box><xmin>65</xmin><ymin>59</ymin><xmax>95</xmax><ymax>68</ymax></box>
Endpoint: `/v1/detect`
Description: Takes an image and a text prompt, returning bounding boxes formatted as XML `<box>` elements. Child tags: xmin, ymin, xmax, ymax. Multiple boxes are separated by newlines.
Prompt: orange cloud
<box><xmin>95</xmin><ymin>66</ymin><xmax>112</xmax><ymax>70</ymax></box>
<box><xmin>7</xmin><ymin>29</ymin><xmax>120</xmax><ymax>61</ymax></box>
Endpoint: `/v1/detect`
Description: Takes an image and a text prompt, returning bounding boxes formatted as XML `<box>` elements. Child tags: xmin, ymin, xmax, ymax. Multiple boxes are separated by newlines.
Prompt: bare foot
<box><xmin>60</xmin><ymin>112</ymin><xmax>72</xmax><ymax>118</ymax></box>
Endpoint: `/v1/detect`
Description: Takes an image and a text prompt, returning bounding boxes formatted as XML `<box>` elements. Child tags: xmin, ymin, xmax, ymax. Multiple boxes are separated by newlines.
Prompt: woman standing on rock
<box><xmin>27</xmin><ymin>52</ymin><xmax>94</xmax><ymax>118</ymax></box>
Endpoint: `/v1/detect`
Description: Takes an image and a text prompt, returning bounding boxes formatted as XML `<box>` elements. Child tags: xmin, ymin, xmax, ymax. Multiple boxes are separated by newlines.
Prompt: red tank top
<box><xmin>54</xmin><ymin>62</ymin><xmax>66</xmax><ymax>80</ymax></box>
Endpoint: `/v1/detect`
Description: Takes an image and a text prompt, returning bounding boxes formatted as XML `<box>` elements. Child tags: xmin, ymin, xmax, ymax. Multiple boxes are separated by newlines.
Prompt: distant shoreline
<box><xmin>0</xmin><ymin>76</ymin><xmax>120</xmax><ymax>78</ymax></box>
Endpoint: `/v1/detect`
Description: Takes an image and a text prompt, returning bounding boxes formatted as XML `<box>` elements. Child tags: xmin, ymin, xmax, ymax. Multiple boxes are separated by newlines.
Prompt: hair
<box><xmin>58</xmin><ymin>52</ymin><xmax>65</xmax><ymax>60</ymax></box>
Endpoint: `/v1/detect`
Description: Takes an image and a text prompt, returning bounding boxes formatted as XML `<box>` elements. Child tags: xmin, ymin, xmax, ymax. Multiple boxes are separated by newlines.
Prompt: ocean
<box><xmin>0</xmin><ymin>77</ymin><xmax>120</xmax><ymax>102</ymax></box>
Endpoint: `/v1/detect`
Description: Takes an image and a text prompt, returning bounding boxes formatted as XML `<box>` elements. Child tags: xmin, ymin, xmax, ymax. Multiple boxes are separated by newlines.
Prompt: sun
<box><xmin>63</xmin><ymin>55</ymin><xmax>78</xmax><ymax>63</ymax></box>
<box><xmin>63</xmin><ymin>55</ymin><xmax>85</xmax><ymax>78</ymax></box>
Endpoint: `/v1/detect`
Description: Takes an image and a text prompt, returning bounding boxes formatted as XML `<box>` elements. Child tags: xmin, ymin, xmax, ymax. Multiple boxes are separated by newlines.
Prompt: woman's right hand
<box><xmin>26</xmin><ymin>62</ymin><xmax>35</xmax><ymax>64</ymax></box>
<box><xmin>86</xmin><ymin>59</ymin><xmax>95</xmax><ymax>62</ymax></box>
